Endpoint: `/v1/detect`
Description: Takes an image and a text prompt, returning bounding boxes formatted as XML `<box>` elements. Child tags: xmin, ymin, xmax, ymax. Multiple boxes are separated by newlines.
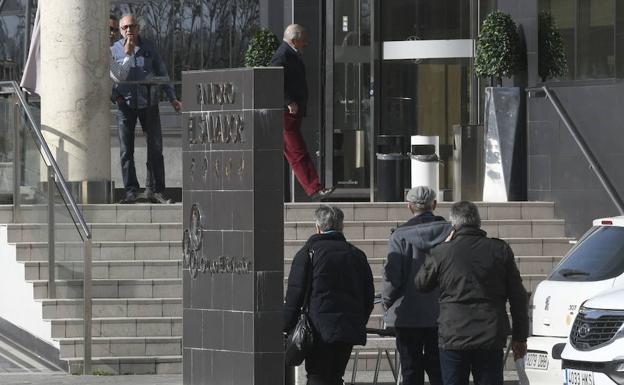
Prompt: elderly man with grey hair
<box><xmin>270</xmin><ymin>24</ymin><xmax>334</xmax><ymax>201</ymax></box>
<box><xmin>284</xmin><ymin>205</ymin><xmax>374</xmax><ymax>385</ymax></box>
<box><xmin>415</xmin><ymin>201</ymin><xmax>529</xmax><ymax>385</ymax></box>
<box><xmin>382</xmin><ymin>186</ymin><xmax>452</xmax><ymax>385</ymax></box>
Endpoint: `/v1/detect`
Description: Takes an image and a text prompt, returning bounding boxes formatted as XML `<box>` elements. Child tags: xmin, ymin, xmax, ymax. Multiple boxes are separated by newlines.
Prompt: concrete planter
<box><xmin>483</xmin><ymin>86</ymin><xmax>522</xmax><ymax>202</ymax></box>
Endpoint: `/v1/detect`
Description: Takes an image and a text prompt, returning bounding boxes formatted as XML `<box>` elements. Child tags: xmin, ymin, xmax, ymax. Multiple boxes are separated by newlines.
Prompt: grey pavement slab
<box><xmin>0</xmin><ymin>374</ymin><xmax>182</xmax><ymax>385</ymax></box>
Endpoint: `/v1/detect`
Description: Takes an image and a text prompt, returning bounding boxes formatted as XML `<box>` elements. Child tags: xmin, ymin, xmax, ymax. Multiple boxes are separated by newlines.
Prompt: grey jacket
<box><xmin>382</xmin><ymin>212</ymin><xmax>452</xmax><ymax>328</ymax></box>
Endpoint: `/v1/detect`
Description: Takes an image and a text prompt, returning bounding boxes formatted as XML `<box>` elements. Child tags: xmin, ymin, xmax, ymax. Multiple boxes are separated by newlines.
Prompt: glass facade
<box><xmin>111</xmin><ymin>0</ymin><xmax>260</xmax><ymax>79</ymax></box>
<box><xmin>540</xmin><ymin>0</ymin><xmax>619</xmax><ymax>80</ymax></box>
<box><xmin>0</xmin><ymin>0</ymin><xmax>259</xmax><ymax>83</ymax></box>
<box><xmin>331</xmin><ymin>0</ymin><xmax>372</xmax><ymax>189</ymax></box>
<box><xmin>0</xmin><ymin>0</ymin><xmax>31</xmax><ymax>82</ymax></box>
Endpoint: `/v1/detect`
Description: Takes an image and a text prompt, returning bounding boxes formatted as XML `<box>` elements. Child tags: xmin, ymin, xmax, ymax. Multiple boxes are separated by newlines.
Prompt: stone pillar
<box><xmin>40</xmin><ymin>0</ymin><xmax>111</xmax><ymax>196</ymax></box>
<box><xmin>181</xmin><ymin>68</ymin><xmax>284</xmax><ymax>385</ymax></box>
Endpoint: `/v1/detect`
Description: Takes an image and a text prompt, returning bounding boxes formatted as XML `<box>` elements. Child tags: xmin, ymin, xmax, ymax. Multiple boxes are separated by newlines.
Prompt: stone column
<box><xmin>39</xmin><ymin>0</ymin><xmax>111</xmax><ymax>195</ymax></box>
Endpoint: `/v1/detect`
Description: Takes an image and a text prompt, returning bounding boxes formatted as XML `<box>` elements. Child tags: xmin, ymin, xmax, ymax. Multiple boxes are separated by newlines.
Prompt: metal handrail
<box><xmin>0</xmin><ymin>80</ymin><xmax>92</xmax><ymax>240</ymax></box>
<box><xmin>542</xmin><ymin>86</ymin><xmax>624</xmax><ymax>214</ymax></box>
<box><xmin>2</xmin><ymin>80</ymin><xmax>93</xmax><ymax>374</ymax></box>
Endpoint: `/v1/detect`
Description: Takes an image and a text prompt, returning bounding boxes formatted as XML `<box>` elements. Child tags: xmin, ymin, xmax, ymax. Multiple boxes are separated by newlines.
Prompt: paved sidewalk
<box><xmin>0</xmin><ymin>374</ymin><xmax>182</xmax><ymax>385</ymax></box>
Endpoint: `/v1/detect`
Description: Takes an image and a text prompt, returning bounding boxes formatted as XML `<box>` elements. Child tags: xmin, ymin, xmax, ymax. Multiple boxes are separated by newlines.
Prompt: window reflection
<box><xmin>540</xmin><ymin>0</ymin><xmax>616</xmax><ymax>80</ymax></box>
<box><xmin>112</xmin><ymin>0</ymin><xmax>260</xmax><ymax>81</ymax></box>
<box><xmin>0</xmin><ymin>0</ymin><xmax>260</xmax><ymax>82</ymax></box>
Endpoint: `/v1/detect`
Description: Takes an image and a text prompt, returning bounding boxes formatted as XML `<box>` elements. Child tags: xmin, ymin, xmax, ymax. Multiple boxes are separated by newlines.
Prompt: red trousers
<box><xmin>283</xmin><ymin>112</ymin><xmax>322</xmax><ymax>196</ymax></box>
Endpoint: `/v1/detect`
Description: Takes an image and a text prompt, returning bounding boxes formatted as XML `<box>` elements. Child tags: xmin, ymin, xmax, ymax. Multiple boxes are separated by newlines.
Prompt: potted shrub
<box><xmin>244</xmin><ymin>29</ymin><xmax>279</xmax><ymax>67</ymax></box>
<box><xmin>474</xmin><ymin>11</ymin><xmax>525</xmax><ymax>202</ymax></box>
<box><xmin>538</xmin><ymin>11</ymin><xmax>568</xmax><ymax>82</ymax></box>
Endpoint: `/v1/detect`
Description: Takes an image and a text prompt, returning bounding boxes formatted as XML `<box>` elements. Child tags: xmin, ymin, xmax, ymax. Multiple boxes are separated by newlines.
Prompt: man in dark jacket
<box><xmin>382</xmin><ymin>186</ymin><xmax>452</xmax><ymax>385</ymax></box>
<box><xmin>284</xmin><ymin>205</ymin><xmax>374</xmax><ymax>385</ymax></box>
<box><xmin>415</xmin><ymin>201</ymin><xmax>529</xmax><ymax>385</ymax></box>
<box><xmin>271</xmin><ymin>24</ymin><xmax>334</xmax><ymax>201</ymax></box>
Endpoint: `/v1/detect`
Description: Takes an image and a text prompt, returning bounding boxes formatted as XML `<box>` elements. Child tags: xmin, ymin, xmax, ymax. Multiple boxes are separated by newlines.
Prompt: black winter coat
<box><xmin>270</xmin><ymin>41</ymin><xmax>308</xmax><ymax>116</ymax></box>
<box><xmin>284</xmin><ymin>232</ymin><xmax>375</xmax><ymax>346</ymax></box>
<box><xmin>415</xmin><ymin>226</ymin><xmax>529</xmax><ymax>350</ymax></box>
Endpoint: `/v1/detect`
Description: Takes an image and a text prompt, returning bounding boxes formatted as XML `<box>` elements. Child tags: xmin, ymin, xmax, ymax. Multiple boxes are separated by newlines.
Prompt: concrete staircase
<box><xmin>0</xmin><ymin>201</ymin><xmax>573</xmax><ymax>376</ymax></box>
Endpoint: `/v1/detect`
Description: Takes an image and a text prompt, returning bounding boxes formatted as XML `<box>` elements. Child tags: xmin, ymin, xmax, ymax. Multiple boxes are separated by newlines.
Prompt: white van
<box><xmin>560</xmin><ymin>287</ymin><xmax>624</xmax><ymax>385</ymax></box>
<box><xmin>526</xmin><ymin>216</ymin><xmax>624</xmax><ymax>385</ymax></box>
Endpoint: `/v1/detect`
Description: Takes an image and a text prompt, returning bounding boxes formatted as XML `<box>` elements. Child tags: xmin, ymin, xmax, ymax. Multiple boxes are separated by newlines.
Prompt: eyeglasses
<box><xmin>120</xmin><ymin>24</ymin><xmax>138</xmax><ymax>31</ymax></box>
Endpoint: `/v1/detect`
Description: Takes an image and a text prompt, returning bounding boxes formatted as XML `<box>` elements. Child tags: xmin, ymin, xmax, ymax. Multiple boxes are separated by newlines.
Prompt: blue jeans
<box><xmin>439</xmin><ymin>349</ymin><xmax>504</xmax><ymax>385</ymax></box>
<box><xmin>117</xmin><ymin>103</ymin><xmax>165</xmax><ymax>193</ymax></box>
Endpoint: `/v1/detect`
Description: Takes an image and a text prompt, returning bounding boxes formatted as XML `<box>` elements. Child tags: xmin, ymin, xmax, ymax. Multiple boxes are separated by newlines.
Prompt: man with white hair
<box><xmin>382</xmin><ymin>186</ymin><xmax>452</xmax><ymax>385</ymax></box>
<box><xmin>415</xmin><ymin>201</ymin><xmax>529</xmax><ymax>385</ymax></box>
<box><xmin>271</xmin><ymin>24</ymin><xmax>334</xmax><ymax>201</ymax></box>
<box><xmin>111</xmin><ymin>14</ymin><xmax>182</xmax><ymax>204</ymax></box>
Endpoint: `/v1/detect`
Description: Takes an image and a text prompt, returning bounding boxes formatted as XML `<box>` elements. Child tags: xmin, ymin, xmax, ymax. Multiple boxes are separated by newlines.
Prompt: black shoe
<box><xmin>147</xmin><ymin>192</ymin><xmax>174</xmax><ymax>204</ymax></box>
<box><xmin>310</xmin><ymin>186</ymin><xmax>336</xmax><ymax>201</ymax></box>
<box><xmin>119</xmin><ymin>191</ymin><xmax>138</xmax><ymax>204</ymax></box>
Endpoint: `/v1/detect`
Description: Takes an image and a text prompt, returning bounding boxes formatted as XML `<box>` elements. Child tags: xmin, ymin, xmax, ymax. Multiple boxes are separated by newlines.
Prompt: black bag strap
<box><xmin>301</xmin><ymin>248</ymin><xmax>314</xmax><ymax>311</ymax></box>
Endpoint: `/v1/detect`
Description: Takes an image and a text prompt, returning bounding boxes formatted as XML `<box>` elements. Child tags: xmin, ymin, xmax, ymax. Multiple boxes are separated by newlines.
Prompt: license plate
<box><xmin>566</xmin><ymin>369</ymin><xmax>595</xmax><ymax>385</ymax></box>
<box><xmin>525</xmin><ymin>352</ymin><xmax>549</xmax><ymax>370</ymax></box>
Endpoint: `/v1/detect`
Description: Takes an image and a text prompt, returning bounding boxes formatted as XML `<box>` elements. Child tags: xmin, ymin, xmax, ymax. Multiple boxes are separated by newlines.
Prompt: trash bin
<box><xmin>410</xmin><ymin>135</ymin><xmax>439</xmax><ymax>191</ymax></box>
<box><xmin>376</xmin><ymin>153</ymin><xmax>408</xmax><ymax>202</ymax></box>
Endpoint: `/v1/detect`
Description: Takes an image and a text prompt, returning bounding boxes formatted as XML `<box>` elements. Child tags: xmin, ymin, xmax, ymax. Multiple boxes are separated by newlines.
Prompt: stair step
<box><xmin>284</xmin><ymin>202</ymin><xmax>556</xmax><ymax>222</ymax></box>
<box><xmin>285</xmin><ymin>237</ymin><xmax>574</xmax><ymax>259</ymax></box>
<box><xmin>24</xmin><ymin>260</ymin><xmax>182</xmax><ymax>280</ymax></box>
<box><xmin>15</xmin><ymin>241</ymin><xmax>182</xmax><ymax>262</ymax></box>
<box><xmin>59</xmin><ymin>336</ymin><xmax>181</xmax><ymax>359</ymax></box>
<box><xmin>7</xmin><ymin>223</ymin><xmax>182</xmax><ymax>242</ymax></box>
<box><xmin>282</xmin><ymin>274</ymin><xmax>547</xmax><ymax>296</ymax></box>
<box><xmin>31</xmin><ymin>279</ymin><xmax>181</xmax><ymax>299</ymax></box>
<box><xmin>285</xmin><ymin>219</ymin><xmax>566</xmax><ymax>240</ymax></box>
<box><xmin>65</xmin><ymin>355</ymin><xmax>181</xmax><ymax>375</ymax></box>
<box><xmin>285</xmin><ymin>256</ymin><xmax>564</xmax><ymax>276</ymax></box>
<box><xmin>41</xmin><ymin>298</ymin><xmax>182</xmax><ymax>319</ymax></box>
<box><xmin>0</xmin><ymin>204</ymin><xmax>182</xmax><ymax>224</ymax></box>
<box><xmin>50</xmin><ymin>317</ymin><xmax>182</xmax><ymax>338</ymax></box>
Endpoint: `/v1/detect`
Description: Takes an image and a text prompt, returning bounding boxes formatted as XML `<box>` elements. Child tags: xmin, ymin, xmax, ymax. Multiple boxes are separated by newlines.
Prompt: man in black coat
<box><xmin>382</xmin><ymin>186</ymin><xmax>452</xmax><ymax>385</ymax></box>
<box><xmin>284</xmin><ymin>205</ymin><xmax>374</xmax><ymax>385</ymax></box>
<box><xmin>271</xmin><ymin>24</ymin><xmax>334</xmax><ymax>201</ymax></box>
<box><xmin>415</xmin><ymin>201</ymin><xmax>529</xmax><ymax>385</ymax></box>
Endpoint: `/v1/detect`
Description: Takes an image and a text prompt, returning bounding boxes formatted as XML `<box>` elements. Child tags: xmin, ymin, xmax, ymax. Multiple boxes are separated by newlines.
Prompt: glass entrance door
<box><xmin>325</xmin><ymin>0</ymin><xmax>374</xmax><ymax>197</ymax></box>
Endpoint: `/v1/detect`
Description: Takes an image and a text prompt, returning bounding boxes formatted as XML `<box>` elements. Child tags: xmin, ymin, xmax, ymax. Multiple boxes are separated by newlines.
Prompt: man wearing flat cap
<box><xmin>382</xmin><ymin>186</ymin><xmax>452</xmax><ymax>385</ymax></box>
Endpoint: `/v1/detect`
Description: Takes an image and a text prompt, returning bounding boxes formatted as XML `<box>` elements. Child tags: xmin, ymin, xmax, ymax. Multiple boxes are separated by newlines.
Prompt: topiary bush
<box><xmin>474</xmin><ymin>11</ymin><xmax>524</xmax><ymax>86</ymax></box>
<box><xmin>538</xmin><ymin>11</ymin><xmax>568</xmax><ymax>82</ymax></box>
<box><xmin>245</xmin><ymin>29</ymin><xmax>279</xmax><ymax>67</ymax></box>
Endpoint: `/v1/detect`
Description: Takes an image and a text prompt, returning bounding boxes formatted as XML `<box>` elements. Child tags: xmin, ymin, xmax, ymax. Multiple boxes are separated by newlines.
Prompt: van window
<box><xmin>550</xmin><ymin>226</ymin><xmax>624</xmax><ymax>281</ymax></box>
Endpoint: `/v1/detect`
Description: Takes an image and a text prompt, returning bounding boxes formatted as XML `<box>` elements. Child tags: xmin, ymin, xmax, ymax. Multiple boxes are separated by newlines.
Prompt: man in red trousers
<box><xmin>271</xmin><ymin>24</ymin><xmax>334</xmax><ymax>200</ymax></box>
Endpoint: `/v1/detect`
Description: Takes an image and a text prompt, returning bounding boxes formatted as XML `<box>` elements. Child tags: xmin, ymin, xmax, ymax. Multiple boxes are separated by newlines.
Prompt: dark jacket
<box><xmin>382</xmin><ymin>212</ymin><xmax>452</xmax><ymax>328</ymax></box>
<box><xmin>270</xmin><ymin>41</ymin><xmax>308</xmax><ymax>116</ymax></box>
<box><xmin>284</xmin><ymin>232</ymin><xmax>374</xmax><ymax>346</ymax></box>
<box><xmin>415</xmin><ymin>226</ymin><xmax>529</xmax><ymax>350</ymax></box>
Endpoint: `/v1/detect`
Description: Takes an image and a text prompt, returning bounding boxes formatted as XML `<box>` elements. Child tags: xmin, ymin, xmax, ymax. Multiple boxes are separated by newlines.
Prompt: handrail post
<box><xmin>83</xmin><ymin>237</ymin><xmax>92</xmax><ymax>375</ymax></box>
<box><xmin>47</xmin><ymin>166</ymin><xmax>56</xmax><ymax>299</ymax></box>
<box><xmin>12</xmin><ymin>100</ymin><xmax>21</xmax><ymax>223</ymax></box>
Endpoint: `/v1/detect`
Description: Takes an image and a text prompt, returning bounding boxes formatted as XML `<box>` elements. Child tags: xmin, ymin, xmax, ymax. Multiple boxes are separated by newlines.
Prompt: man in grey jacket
<box><xmin>382</xmin><ymin>186</ymin><xmax>452</xmax><ymax>385</ymax></box>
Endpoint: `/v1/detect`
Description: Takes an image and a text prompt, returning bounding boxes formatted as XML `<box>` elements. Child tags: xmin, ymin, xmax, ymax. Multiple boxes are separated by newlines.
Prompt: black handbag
<box><xmin>285</xmin><ymin>249</ymin><xmax>315</xmax><ymax>366</ymax></box>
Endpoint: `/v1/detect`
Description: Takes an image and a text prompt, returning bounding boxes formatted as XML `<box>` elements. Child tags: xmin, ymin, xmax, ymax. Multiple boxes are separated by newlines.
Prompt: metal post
<box><xmin>12</xmin><ymin>101</ymin><xmax>21</xmax><ymax>223</ymax></box>
<box><xmin>83</xmin><ymin>238</ymin><xmax>92</xmax><ymax>375</ymax></box>
<box><xmin>47</xmin><ymin>166</ymin><xmax>56</xmax><ymax>298</ymax></box>
<box><xmin>23</xmin><ymin>0</ymin><xmax>32</xmax><ymax>65</ymax></box>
